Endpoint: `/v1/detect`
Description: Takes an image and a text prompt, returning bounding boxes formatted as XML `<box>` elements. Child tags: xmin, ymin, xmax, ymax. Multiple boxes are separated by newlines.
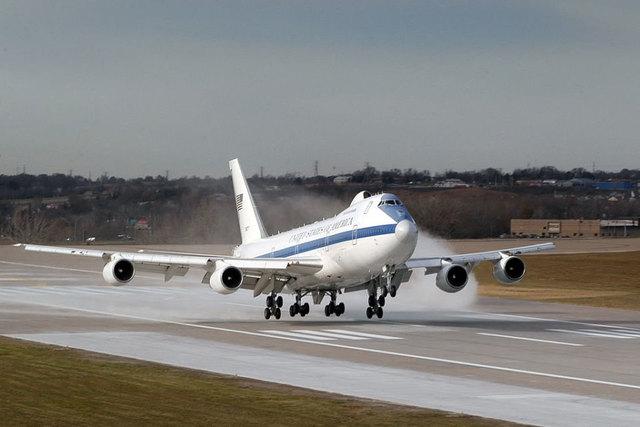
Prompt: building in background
<box><xmin>511</xmin><ymin>218</ymin><xmax>639</xmax><ymax>238</ymax></box>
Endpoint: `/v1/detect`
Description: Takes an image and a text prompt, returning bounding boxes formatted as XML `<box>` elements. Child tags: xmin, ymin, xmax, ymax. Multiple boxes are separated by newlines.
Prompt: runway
<box><xmin>1</xmin><ymin>248</ymin><xmax>639</xmax><ymax>426</ymax></box>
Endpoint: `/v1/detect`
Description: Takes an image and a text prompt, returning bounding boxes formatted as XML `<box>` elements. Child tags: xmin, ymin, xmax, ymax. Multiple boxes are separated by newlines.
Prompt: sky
<box><xmin>1</xmin><ymin>1</ymin><xmax>639</xmax><ymax>178</ymax></box>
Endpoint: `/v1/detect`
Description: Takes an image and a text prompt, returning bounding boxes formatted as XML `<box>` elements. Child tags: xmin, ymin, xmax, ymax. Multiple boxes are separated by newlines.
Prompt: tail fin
<box><xmin>229</xmin><ymin>158</ymin><xmax>268</xmax><ymax>244</ymax></box>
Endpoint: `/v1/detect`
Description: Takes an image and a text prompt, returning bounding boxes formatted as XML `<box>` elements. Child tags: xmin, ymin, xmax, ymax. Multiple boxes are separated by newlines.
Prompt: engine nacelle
<box><xmin>493</xmin><ymin>256</ymin><xmax>526</xmax><ymax>285</ymax></box>
<box><xmin>102</xmin><ymin>259</ymin><xmax>135</xmax><ymax>285</ymax></box>
<box><xmin>209</xmin><ymin>262</ymin><xmax>244</xmax><ymax>294</ymax></box>
<box><xmin>436</xmin><ymin>264</ymin><xmax>468</xmax><ymax>293</ymax></box>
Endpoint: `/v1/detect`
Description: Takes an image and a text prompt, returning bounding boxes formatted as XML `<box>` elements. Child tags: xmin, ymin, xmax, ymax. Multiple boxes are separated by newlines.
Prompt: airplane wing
<box><xmin>16</xmin><ymin>244</ymin><xmax>322</xmax><ymax>296</ymax></box>
<box><xmin>405</xmin><ymin>242</ymin><xmax>555</xmax><ymax>270</ymax></box>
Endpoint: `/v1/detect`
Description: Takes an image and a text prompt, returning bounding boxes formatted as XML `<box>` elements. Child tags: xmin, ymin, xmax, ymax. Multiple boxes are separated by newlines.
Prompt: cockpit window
<box><xmin>378</xmin><ymin>200</ymin><xmax>402</xmax><ymax>206</ymax></box>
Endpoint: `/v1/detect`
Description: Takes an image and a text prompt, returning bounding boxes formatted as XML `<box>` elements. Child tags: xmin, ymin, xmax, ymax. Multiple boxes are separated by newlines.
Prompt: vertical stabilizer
<box><xmin>229</xmin><ymin>158</ymin><xmax>267</xmax><ymax>244</ymax></box>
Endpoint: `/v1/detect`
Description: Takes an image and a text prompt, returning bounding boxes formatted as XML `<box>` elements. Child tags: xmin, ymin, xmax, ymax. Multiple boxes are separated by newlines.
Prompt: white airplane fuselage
<box><xmin>233</xmin><ymin>192</ymin><xmax>418</xmax><ymax>291</ymax></box>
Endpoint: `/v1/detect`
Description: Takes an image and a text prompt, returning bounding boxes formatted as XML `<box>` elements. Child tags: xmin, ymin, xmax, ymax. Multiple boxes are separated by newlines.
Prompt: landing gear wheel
<box><xmin>274</xmin><ymin>307</ymin><xmax>281</xmax><ymax>320</ymax></box>
<box><xmin>381</xmin><ymin>286</ymin><xmax>388</xmax><ymax>298</ymax></box>
<box><xmin>276</xmin><ymin>296</ymin><xmax>283</xmax><ymax>308</ymax></box>
<box><xmin>366</xmin><ymin>306</ymin><xmax>374</xmax><ymax>319</ymax></box>
<box><xmin>266</xmin><ymin>295</ymin><xmax>274</xmax><ymax>307</ymax></box>
<box><xmin>301</xmin><ymin>303</ymin><xmax>310</xmax><ymax>316</ymax></box>
<box><xmin>289</xmin><ymin>305</ymin><xmax>297</xmax><ymax>317</ymax></box>
<box><xmin>389</xmin><ymin>285</ymin><xmax>397</xmax><ymax>298</ymax></box>
<box><xmin>324</xmin><ymin>304</ymin><xmax>332</xmax><ymax>317</ymax></box>
<box><xmin>337</xmin><ymin>302</ymin><xmax>345</xmax><ymax>316</ymax></box>
<box><xmin>376</xmin><ymin>306</ymin><xmax>384</xmax><ymax>319</ymax></box>
<box><xmin>264</xmin><ymin>308</ymin><xmax>271</xmax><ymax>320</ymax></box>
<box><xmin>368</xmin><ymin>295</ymin><xmax>377</xmax><ymax>307</ymax></box>
<box><xmin>378</xmin><ymin>295</ymin><xmax>386</xmax><ymax>307</ymax></box>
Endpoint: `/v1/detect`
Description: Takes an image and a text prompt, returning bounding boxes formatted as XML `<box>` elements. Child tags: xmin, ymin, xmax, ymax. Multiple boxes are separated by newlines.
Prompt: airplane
<box><xmin>17</xmin><ymin>158</ymin><xmax>555</xmax><ymax>320</ymax></box>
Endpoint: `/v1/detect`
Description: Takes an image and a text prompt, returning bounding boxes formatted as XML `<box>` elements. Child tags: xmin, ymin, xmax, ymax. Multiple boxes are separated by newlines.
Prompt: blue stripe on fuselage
<box><xmin>258</xmin><ymin>224</ymin><xmax>397</xmax><ymax>258</ymax></box>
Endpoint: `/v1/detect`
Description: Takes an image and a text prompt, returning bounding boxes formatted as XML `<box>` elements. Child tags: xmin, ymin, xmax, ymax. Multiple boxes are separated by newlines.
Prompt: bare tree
<box><xmin>8</xmin><ymin>208</ymin><xmax>53</xmax><ymax>243</ymax></box>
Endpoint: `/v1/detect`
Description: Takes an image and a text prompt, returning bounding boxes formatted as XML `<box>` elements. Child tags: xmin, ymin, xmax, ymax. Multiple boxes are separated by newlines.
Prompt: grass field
<box><xmin>0</xmin><ymin>337</ymin><xmax>516</xmax><ymax>426</ymax></box>
<box><xmin>475</xmin><ymin>251</ymin><xmax>640</xmax><ymax>310</ymax></box>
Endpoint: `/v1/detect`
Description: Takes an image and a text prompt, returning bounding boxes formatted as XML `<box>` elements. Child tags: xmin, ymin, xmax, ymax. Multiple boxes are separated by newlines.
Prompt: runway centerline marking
<box><xmin>6</xmin><ymin>301</ymin><xmax>640</xmax><ymax>391</ymax></box>
<box><xmin>477</xmin><ymin>333</ymin><xmax>583</xmax><ymax>347</ymax></box>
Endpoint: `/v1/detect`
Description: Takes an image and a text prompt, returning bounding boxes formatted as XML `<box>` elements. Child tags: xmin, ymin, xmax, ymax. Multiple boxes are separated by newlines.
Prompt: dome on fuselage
<box><xmin>349</xmin><ymin>190</ymin><xmax>373</xmax><ymax>207</ymax></box>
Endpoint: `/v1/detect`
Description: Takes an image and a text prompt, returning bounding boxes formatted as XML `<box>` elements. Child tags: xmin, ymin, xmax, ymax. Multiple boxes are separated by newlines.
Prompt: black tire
<box><xmin>376</xmin><ymin>306</ymin><xmax>384</xmax><ymax>319</ymax></box>
<box><xmin>366</xmin><ymin>306</ymin><xmax>374</xmax><ymax>319</ymax></box>
<box><xmin>266</xmin><ymin>295</ymin><xmax>273</xmax><ymax>307</ymax></box>
<box><xmin>338</xmin><ymin>302</ymin><xmax>345</xmax><ymax>315</ymax></box>
<box><xmin>381</xmin><ymin>286</ymin><xmax>388</xmax><ymax>297</ymax></box>
<box><xmin>389</xmin><ymin>286</ymin><xmax>397</xmax><ymax>298</ymax></box>
<box><xmin>289</xmin><ymin>305</ymin><xmax>296</xmax><ymax>317</ymax></box>
<box><xmin>368</xmin><ymin>295</ymin><xmax>376</xmax><ymax>307</ymax></box>
<box><xmin>378</xmin><ymin>295</ymin><xmax>386</xmax><ymax>307</ymax></box>
<box><xmin>264</xmin><ymin>308</ymin><xmax>271</xmax><ymax>320</ymax></box>
<box><xmin>302</xmin><ymin>303</ymin><xmax>310</xmax><ymax>315</ymax></box>
<box><xmin>324</xmin><ymin>304</ymin><xmax>331</xmax><ymax>317</ymax></box>
<box><xmin>274</xmin><ymin>307</ymin><xmax>281</xmax><ymax>320</ymax></box>
<box><xmin>293</xmin><ymin>303</ymin><xmax>300</xmax><ymax>315</ymax></box>
<box><xmin>276</xmin><ymin>296</ymin><xmax>283</xmax><ymax>308</ymax></box>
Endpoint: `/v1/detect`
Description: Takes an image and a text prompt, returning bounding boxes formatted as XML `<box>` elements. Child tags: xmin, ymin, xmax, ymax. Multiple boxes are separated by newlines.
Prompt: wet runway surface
<box><xmin>1</xmin><ymin>254</ymin><xmax>639</xmax><ymax>426</ymax></box>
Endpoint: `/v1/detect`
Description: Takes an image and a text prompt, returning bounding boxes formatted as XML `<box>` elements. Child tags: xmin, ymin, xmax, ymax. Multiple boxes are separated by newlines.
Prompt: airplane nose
<box><xmin>395</xmin><ymin>219</ymin><xmax>418</xmax><ymax>244</ymax></box>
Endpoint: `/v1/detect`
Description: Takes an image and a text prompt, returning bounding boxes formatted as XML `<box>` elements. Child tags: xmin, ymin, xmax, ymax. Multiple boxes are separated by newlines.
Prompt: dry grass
<box><xmin>476</xmin><ymin>251</ymin><xmax>640</xmax><ymax>310</ymax></box>
<box><xmin>0</xmin><ymin>337</ymin><xmax>518</xmax><ymax>426</ymax></box>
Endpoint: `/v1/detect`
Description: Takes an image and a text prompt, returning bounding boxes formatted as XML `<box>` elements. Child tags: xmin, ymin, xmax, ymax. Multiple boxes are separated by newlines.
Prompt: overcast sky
<box><xmin>1</xmin><ymin>1</ymin><xmax>639</xmax><ymax>178</ymax></box>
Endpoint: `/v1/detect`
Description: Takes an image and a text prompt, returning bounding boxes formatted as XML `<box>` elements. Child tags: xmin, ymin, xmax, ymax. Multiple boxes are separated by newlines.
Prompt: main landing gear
<box><xmin>324</xmin><ymin>291</ymin><xmax>345</xmax><ymax>317</ymax></box>
<box><xmin>264</xmin><ymin>293</ymin><xmax>283</xmax><ymax>320</ymax></box>
<box><xmin>366</xmin><ymin>290</ymin><xmax>384</xmax><ymax>319</ymax></box>
<box><xmin>289</xmin><ymin>292</ymin><xmax>310</xmax><ymax>318</ymax></box>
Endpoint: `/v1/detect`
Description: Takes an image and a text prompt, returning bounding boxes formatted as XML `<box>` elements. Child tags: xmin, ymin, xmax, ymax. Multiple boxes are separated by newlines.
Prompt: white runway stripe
<box><xmin>15</xmin><ymin>288</ymin><xmax>69</xmax><ymax>295</ymax></box>
<box><xmin>549</xmin><ymin>329</ymin><xmax>635</xmax><ymax>339</ymax></box>
<box><xmin>477</xmin><ymin>333</ymin><xmax>583</xmax><ymax>347</ymax></box>
<box><xmin>324</xmin><ymin>329</ymin><xmax>402</xmax><ymax>340</ymax></box>
<box><xmin>259</xmin><ymin>330</ymin><xmax>336</xmax><ymax>341</ymax></box>
<box><xmin>580</xmin><ymin>329</ymin><xmax>640</xmax><ymax>338</ymax></box>
<box><xmin>61</xmin><ymin>287</ymin><xmax>115</xmax><ymax>295</ymax></box>
<box><xmin>117</xmin><ymin>287</ymin><xmax>176</xmax><ymax>295</ymax></box>
<box><xmin>291</xmin><ymin>330</ymin><xmax>368</xmax><ymax>340</ymax></box>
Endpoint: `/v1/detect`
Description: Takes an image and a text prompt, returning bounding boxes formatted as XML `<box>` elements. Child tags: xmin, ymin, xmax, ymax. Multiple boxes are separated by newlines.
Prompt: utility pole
<box><xmin>314</xmin><ymin>160</ymin><xmax>319</xmax><ymax>177</ymax></box>
<box><xmin>260</xmin><ymin>166</ymin><xmax>264</xmax><ymax>178</ymax></box>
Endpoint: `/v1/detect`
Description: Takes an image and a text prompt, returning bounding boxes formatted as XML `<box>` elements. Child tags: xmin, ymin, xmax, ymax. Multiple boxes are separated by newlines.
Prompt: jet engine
<box><xmin>209</xmin><ymin>262</ymin><xmax>244</xmax><ymax>294</ymax></box>
<box><xmin>436</xmin><ymin>264</ymin><xmax>468</xmax><ymax>293</ymax></box>
<box><xmin>102</xmin><ymin>259</ymin><xmax>135</xmax><ymax>285</ymax></box>
<box><xmin>493</xmin><ymin>255</ymin><xmax>526</xmax><ymax>285</ymax></box>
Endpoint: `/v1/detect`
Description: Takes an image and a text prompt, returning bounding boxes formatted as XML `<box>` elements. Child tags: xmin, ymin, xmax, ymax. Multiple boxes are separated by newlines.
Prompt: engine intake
<box><xmin>493</xmin><ymin>256</ymin><xmax>526</xmax><ymax>285</ymax></box>
<box><xmin>209</xmin><ymin>262</ymin><xmax>244</xmax><ymax>294</ymax></box>
<box><xmin>436</xmin><ymin>264</ymin><xmax>468</xmax><ymax>293</ymax></box>
<box><xmin>102</xmin><ymin>259</ymin><xmax>135</xmax><ymax>285</ymax></box>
